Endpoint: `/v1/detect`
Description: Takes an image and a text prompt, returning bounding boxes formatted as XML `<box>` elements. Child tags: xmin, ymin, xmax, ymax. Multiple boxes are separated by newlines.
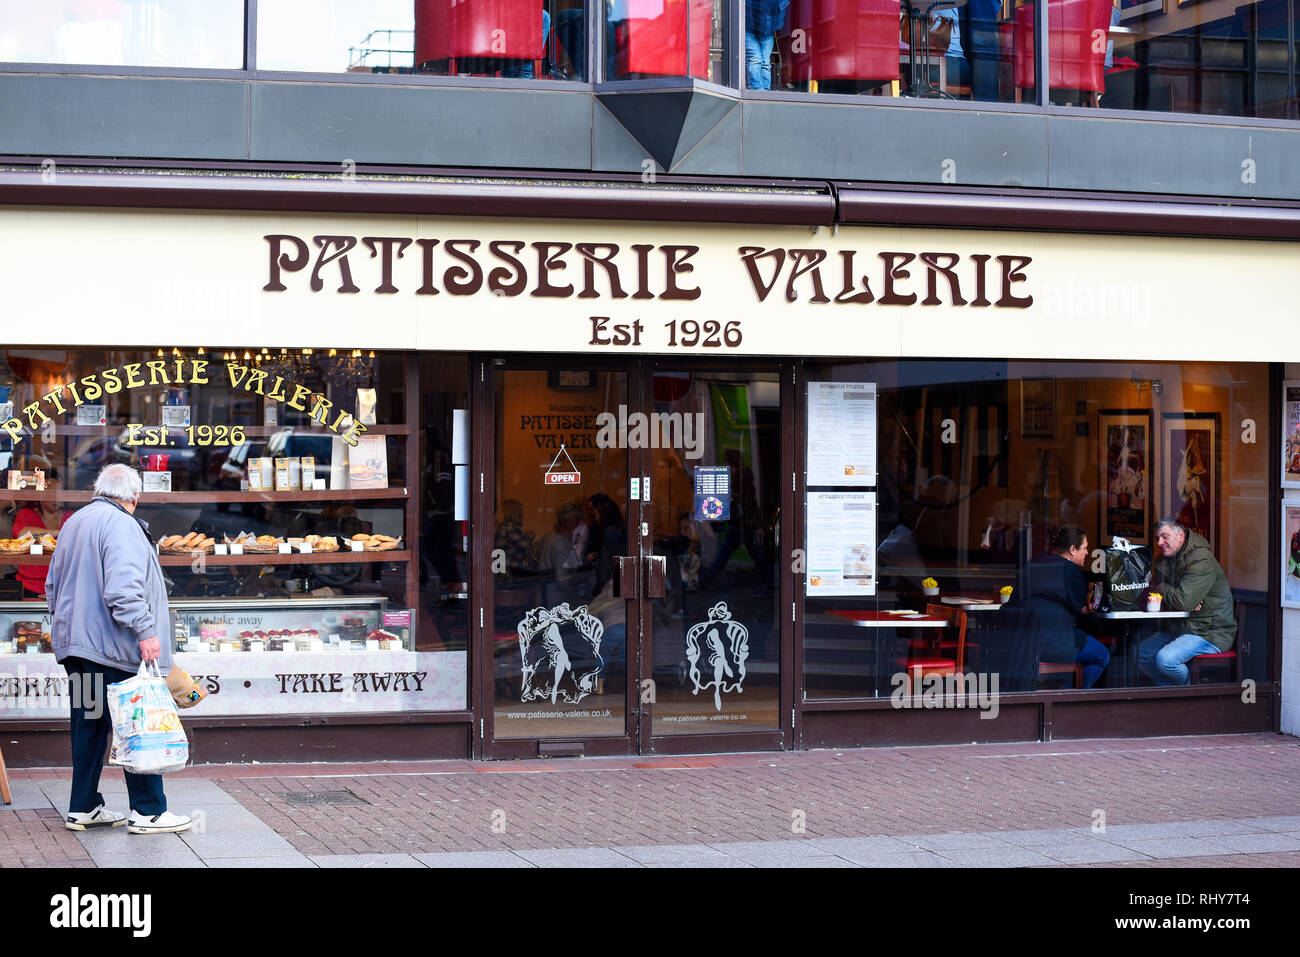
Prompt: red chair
<box><xmin>897</xmin><ymin>604</ymin><xmax>967</xmax><ymax>679</ymax></box>
<box><xmin>616</xmin><ymin>0</ymin><xmax>712</xmax><ymax>79</ymax></box>
<box><xmin>1189</xmin><ymin>602</ymin><xmax>1245</xmax><ymax>684</ymax></box>
<box><xmin>415</xmin><ymin>0</ymin><xmax>544</xmax><ymax>65</ymax></box>
<box><xmin>778</xmin><ymin>0</ymin><xmax>902</xmax><ymax>85</ymax></box>
<box><xmin>1013</xmin><ymin>0</ymin><xmax>1114</xmax><ymax>101</ymax></box>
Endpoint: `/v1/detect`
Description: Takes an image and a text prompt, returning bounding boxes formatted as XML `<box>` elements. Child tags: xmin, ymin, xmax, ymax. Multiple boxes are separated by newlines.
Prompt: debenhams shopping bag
<box><xmin>107</xmin><ymin>661</ymin><xmax>190</xmax><ymax>774</ymax></box>
<box><xmin>1103</xmin><ymin>536</ymin><xmax>1152</xmax><ymax>611</ymax></box>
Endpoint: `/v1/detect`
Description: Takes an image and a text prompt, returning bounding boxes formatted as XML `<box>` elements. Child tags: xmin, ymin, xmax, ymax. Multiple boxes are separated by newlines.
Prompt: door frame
<box><xmin>473</xmin><ymin>354</ymin><xmax>796</xmax><ymax>758</ymax></box>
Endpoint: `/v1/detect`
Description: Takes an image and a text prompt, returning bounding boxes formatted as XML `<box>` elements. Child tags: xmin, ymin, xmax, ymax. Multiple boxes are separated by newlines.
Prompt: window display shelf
<box><xmin>8</xmin><ymin>550</ymin><xmax>410</xmax><ymax>567</ymax></box>
<box><xmin>0</xmin><ymin>488</ymin><xmax>410</xmax><ymax>504</ymax></box>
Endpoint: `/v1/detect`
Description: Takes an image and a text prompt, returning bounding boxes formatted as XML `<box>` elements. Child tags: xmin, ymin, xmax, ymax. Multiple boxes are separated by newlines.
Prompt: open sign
<box><xmin>545</xmin><ymin>472</ymin><xmax>581</xmax><ymax>485</ymax></box>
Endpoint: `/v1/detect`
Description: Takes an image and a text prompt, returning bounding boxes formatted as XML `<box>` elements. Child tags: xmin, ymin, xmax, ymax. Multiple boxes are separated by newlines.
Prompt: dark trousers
<box><xmin>63</xmin><ymin>657</ymin><xmax>166</xmax><ymax>815</ymax></box>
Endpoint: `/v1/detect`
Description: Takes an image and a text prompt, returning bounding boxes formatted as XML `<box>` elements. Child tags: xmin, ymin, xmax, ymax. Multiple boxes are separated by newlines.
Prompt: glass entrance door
<box><xmin>636</xmin><ymin>363</ymin><xmax>786</xmax><ymax>752</ymax></box>
<box><xmin>481</xmin><ymin>358</ymin><xmax>789</xmax><ymax>757</ymax></box>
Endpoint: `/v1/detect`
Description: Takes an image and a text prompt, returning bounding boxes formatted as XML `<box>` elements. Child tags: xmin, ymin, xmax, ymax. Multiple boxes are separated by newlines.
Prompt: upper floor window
<box><xmin>258</xmin><ymin>0</ymin><xmax>587</xmax><ymax>81</ymax></box>
<box><xmin>0</xmin><ymin>0</ymin><xmax>244</xmax><ymax>69</ymax></box>
<box><xmin>748</xmin><ymin>0</ymin><xmax>1299</xmax><ymax>119</ymax></box>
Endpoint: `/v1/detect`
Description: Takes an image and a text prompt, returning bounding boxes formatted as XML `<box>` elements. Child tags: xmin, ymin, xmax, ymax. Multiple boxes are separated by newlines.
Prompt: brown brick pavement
<box><xmin>4</xmin><ymin>733</ymin><xmax>1296</xmax><ymax>863</ymax></box>
<box><xmin>192</xmin><ymin>733</ymin><xmax>1300</xmax><ymax>856</ymax></box>
<box><xmin>0</xmin><ymin>808</ymin><xmax>95</xmax><ymax>868</ymax></box>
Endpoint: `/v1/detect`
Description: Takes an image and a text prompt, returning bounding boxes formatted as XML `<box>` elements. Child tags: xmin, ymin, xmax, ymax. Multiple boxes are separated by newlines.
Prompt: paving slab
<box><xmin>204</xmin><ymin>856</ymin><xmax>316</xmax><ymax>868</ymax></box>
<box><xmin>414</xmin><ymin>850</ymin><xmax>536</xmax><ymax>868</ymax></box>
<box><xmin>1028</xmin><ymin>843</ymin><xmax>1151</xmax><ymax>865</ymax></box>
<box><xmin>310</xmin><ymin>854</ymin><xmax>427</xmax><ymax>868</ymax></box>
<box><xmin>995</xmin><ymin>829</ymin><xmax>1108</xmax><ymax>850</ymax></box>
<box><xmin>895</xmin><ymin>832</ymin><xmax>1015</xmax><ymax>851</ymax></box>
<box><xmin>513</xmin><ymin>847</ymin><xmax>645</xmax><ymax>868</ymax></box>
<box><xmin>1099</xmin><ymin>836</ymin><xmax>1238</xmax><ymax>859</ymax></box>
<box><xmin>1094</xmin><ymin>821</ymin><xmax>1264</xmax><ymax>840</ymax></box>
<box><xmin>615</xmin><ymin>843</ymin><xmax>749</xmax><ymax>866</ymax></box>
<box><xmin>932</xmin><ymin>845</ymin><xmax>1060</xmax><ymax>867</ymax></box>
<box><xmin>181</xmin><ymin>830</ymin><xmax>300</xmax><ymax>859</ymax></box>
<box><xmin>705</xmin><ymin>839</ymin><xmax>834</xmax><ymax>861</ymax></box>
<box><xmin>1238</xmin><ymin>816</ymin><xmax>1300</xmax><ymax>832</ymax></box>
<box><xmin>1190</xmin><ymin>832</ymin><xmax>1300</xmax><ymax>854</ymax></box>
<box><xmin>0</xmin><ymin>780</ymin><xmax>59</xmax><ymax>811</ymax></box>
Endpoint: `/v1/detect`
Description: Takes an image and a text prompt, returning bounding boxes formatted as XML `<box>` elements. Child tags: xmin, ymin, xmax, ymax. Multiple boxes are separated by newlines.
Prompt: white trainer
<box><xmin>65</xmin><ymin>804</ymin><xmax>126</xmax><ymax>830</ymax></box>
<box><xmin>126</xmin><ymin>810</ymin><xmax>194</xmax><ymax>835</ymax></box>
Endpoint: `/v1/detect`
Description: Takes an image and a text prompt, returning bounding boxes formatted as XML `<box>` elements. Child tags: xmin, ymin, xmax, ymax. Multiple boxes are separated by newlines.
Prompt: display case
<box><xmin>0</xmin><ymin>348</ymin><xmax>470</xmax><ymax>720</ymax></box>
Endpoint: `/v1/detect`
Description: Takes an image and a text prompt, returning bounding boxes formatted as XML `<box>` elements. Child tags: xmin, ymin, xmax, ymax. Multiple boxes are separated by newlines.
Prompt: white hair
<box><xmin>93</xmin><ymin>464</ymin><xmax>143</xmax><ymax>503</ymax></box>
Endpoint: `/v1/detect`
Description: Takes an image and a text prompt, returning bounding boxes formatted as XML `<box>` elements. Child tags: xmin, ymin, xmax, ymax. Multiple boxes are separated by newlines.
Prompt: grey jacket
<box><xmin>45</xmin><ymin>496</ymin><xmax>173</xmax><ymax>673</ymax></box>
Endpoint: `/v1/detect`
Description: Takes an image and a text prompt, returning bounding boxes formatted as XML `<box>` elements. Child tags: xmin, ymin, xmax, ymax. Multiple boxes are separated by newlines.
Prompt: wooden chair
<box><xmin>0</xmin><ymin>741</ymin><xmax>11</xmax><ymax>804</ymax></box>
<box><xmin>1189</xmin><ymin>601</ymin><xmax>1245</xmax><ymax>685</ymax></box>
<box><xmin>1037</xmin><ymin>659</ymin><xmax>1084</xmax><ymax>688</ymax></box>
<box><xmin>898</xmin><ymin>603</ymin><xmax>967</xmax><ymax>679</ymax></box>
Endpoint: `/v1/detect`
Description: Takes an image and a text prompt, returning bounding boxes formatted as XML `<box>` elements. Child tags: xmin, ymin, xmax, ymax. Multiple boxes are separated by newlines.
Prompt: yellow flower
<box><xmin>921</xmin><ymin>577</ymin><xmax>938</xmax><ymax>589</ymax></box>
<box><xmin>1148</xmin><ymin>592</ymin><xmax>1162</xmax><ymax>600</ymax></box>
<box><xmin>1000</xmin><ymin>585</ymin><xmax>1014</xmax><ymax>597</ymax></box>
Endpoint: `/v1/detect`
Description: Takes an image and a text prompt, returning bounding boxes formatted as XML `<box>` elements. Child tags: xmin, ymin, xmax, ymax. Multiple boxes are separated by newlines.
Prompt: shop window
<box><xmin>0</xmin><ymin>0</ymin><xmax>244</xmax><ymax>69</ymax></box>
<box><xmin>0</xmin><ymin>345</ymin><xmax>469</xmax><ymax>719</ymax></box>
<box><xmin>256</xmin><ymin>0</ymin><xmax>587</xmax><ymax>81</ymax></box>
<box><xmin>771</xmin><ymin>0</ymin><xmax>1016</xmax><ymax>103</ymax></box>
<box><xmin>802</xmin><ymin>358</ymin><xmax>1270</xmax><ymax>701</ymax></box>
<box><xmin>606</xmin><ymin>0</ymin><xmax>729</xmax><ymax>82</ymax></box>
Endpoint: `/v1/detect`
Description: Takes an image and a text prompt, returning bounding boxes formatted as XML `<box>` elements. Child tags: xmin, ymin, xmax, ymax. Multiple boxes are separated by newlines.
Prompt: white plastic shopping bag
<box><xmin>106</xmin><ymin>661</ymin><xmax>190</xmax><ymax>774</ymax></box>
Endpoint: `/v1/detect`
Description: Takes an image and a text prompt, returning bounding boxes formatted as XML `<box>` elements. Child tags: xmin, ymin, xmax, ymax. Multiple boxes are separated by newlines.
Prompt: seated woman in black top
<box><xmin>1024</xmin><ymin>524</ymin><xmax>1110</xmax><ymax>688</ymax></box>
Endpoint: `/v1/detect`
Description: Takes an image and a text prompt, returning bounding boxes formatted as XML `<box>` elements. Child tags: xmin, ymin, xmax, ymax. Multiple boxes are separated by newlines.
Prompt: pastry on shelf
<box><xmin>227</xmin><ymin>531</ymin><xmax>285</xmax><ymax>553</ymax></box>
<box><xmin>159</xmin><ymin>532</ymin><xmax>216</xmax><ymax>554</ymax></box>
<box><xmin>0</xmin><ymin>534</ymin><xmax>35</xmax><ymax>554</ymax></box>
<box><xmin>348</xmin><ymin>533</ymin><xmax>402</xmax><ymax>551</ymax></box>
<box><xmin>302</xmin><ymin>534</ymin><xmax>339</xmax><ymax>552</ymax></box>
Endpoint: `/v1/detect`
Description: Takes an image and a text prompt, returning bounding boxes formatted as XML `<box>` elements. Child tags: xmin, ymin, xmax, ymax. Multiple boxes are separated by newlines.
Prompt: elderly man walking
<box><xmin>45</xmin><ymin>464</ymin><xmax>192</xmax><ymax>834</ymax></box>
<box><xmin>1137</xmin><ymin>517</ymin><xmax>1236</xmax><ymax>686</ymax></box>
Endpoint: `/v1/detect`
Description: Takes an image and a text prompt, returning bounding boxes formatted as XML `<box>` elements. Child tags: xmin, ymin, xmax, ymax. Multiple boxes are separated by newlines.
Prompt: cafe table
<box><xmin>824</xmin><ymin>609</ymin><xmax>951</xmax><ymax>692</ymax></box>
<box><xmin>1093</xmin><ymin>609</ymin><xmax>1191</xmax><ymax>685</ymax></box>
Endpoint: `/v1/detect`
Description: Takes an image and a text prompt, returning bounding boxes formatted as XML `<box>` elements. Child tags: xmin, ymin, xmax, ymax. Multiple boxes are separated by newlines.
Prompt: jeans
<box><xmin>63</xmin><ymin>657</ymin><xmax>166</xmax><ymax>815</ymax></box>
<box><xmin>745</xmin><ymin>31</ymin><xmax>775</xmax><ymax>90</ymax></box>
<box><xmin>1074</xmin><ymin>635</ymin><xmax>1110</xmax><ymax>689</ymax></box>
<box><xmin>1137</xmin><ymin>632</ymin><xmax>1221</xmax><ymax>686</ymax></box>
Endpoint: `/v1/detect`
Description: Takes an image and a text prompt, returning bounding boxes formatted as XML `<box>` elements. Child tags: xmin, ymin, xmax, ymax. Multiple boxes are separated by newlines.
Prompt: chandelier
<box><xmin>323</xmin><ymin>349</ymin><xmax>375</xmax><ymax>388</ymax></box>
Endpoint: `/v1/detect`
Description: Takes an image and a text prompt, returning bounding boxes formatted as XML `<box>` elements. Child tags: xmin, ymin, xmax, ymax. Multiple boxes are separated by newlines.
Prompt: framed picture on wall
<box><xmin>1281</xmin><ymin>380</ymin><xmax>1300</xmax><ymax>488</ymax></box>
<box><xmin>1284</xmin><ymin>502</ymin><xmax>1300</xmax><ymax>609</ymax></box>
<box><xmin>1100</xmin><ymin>409</ymin><xmax>1151</xmax><ymax>546</ymax></box>
<box><xmin>1161</xmin><ymin>412</ymin><xmax>1219</xmax><ymax>555</ymax></box>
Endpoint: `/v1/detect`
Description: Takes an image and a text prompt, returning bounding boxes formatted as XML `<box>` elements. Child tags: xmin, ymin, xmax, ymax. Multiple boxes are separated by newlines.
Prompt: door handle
<box><xmin>645</xmin><ymin>554</ymin><xmax>668</xmax><ymax>599</ymax></box>
<box><xmin>615</xmin><ymin>555</ymin><xmax>639</xmax><ymax>598</ymax></box>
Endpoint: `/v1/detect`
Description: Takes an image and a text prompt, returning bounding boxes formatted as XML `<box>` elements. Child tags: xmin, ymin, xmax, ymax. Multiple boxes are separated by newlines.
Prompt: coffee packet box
<box><xmin>274</xmin><ymin>457</ymin><xmax>291</xmax><ymax>491</ymax></box>
<box><xmin>300</xmin><ymin>456</ymin><xmax>316</xmax><ymax>488</ymax></box>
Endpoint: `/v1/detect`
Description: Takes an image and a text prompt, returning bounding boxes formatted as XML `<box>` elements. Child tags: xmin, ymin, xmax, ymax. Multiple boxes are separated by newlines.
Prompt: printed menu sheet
<box><xmin>807</xmin><ymin>381</ymin><xmax>876</xmax><ymax>486</ymax></box>
<box><xmin>806</xmin><ymin>491</ymin><xmax>877</xmax><ymax>597</ymax></box>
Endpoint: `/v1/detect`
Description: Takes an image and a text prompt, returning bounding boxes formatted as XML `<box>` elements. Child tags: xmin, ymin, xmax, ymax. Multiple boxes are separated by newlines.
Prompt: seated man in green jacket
<box><xmin>1137</xmin><ymin>517</ymin><xmax>1236</xmax><ymax>685</ymax></box>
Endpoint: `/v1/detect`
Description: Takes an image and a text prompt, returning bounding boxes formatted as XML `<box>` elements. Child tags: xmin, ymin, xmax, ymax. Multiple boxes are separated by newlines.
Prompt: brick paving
<box><xmin>201</xmin><ymin>733</ymin><xmax>1300</xmax><ymax>857</ymax></box>
<box><xmin>0</xmin><ymin>808</ymin><xmax>95</xmax><ymax>868</ymax></box>
<box><xmin>3</xmin><ymin>732</ymin><xmax>1297</xmax><ymax>866</ymax></box>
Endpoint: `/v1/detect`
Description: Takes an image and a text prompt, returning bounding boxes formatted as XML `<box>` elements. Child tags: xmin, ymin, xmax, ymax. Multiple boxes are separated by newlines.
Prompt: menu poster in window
<box><xmin>806</xmin><ymin>491</ymin><xmax>876</xmax><ymax>596</ymax></box>
<box><xmin>693</xmin><ymin>465</ymin><xmax>731</xmax><ymax>521</ymax></box>
<box><xmin>1282</xmin><ymin>381</ymin><xmax>1300</xmax><ymax>488</ymax></box>
<box><xmin>348</xmin><ymin>434</ymin><xmax>389</xmax><ymax>489</ymax></box>
<box><xmin>807</xmin><ymin>382</ymin><xmax>876</xmax><ymax>487</ymax></box>
<box><xmin>1284</xmin><ymin>503</ymin><xmax>1300</xmax><ymax>608</ymax></box>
